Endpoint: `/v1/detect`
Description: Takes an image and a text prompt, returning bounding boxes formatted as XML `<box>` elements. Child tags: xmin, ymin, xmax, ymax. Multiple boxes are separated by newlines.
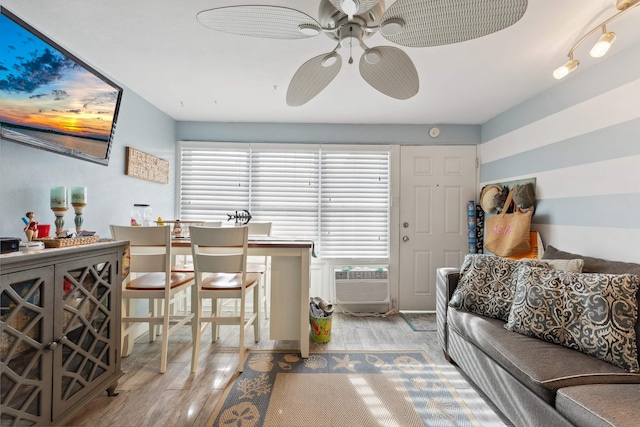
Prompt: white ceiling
<box><xmin>3</xmin><ymin>0</ymin><xmax>640</xmax><ymax>125</ymax></box>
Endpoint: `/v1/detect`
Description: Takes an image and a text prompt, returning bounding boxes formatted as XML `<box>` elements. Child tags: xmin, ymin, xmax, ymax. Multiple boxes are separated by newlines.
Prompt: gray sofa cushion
<box><xmin>542</xmin><ymin>245</ymin><xmax>640</xmax><ymax>276</ymax></box>
<box><xmin>447</xmin><ymin>307</ymin><xmax>640</xmax><ymax>404</ymax></box>
<box><xmin>556</xmin><ymin>384</ymin><xmax>640</xmax><ymax>427</ymax></box>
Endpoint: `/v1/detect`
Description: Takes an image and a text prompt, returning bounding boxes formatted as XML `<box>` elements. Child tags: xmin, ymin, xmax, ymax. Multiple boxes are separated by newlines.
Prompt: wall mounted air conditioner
<box><xmin>334</xmin><ymin>267</ymin><xmax>389</xmax><ymax>305</ymax></box>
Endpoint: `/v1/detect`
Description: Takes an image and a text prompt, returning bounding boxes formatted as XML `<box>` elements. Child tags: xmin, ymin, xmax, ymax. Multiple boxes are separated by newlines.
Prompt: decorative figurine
<box><xmin>172</xmin><ymin>220</ymin><xmax>183</xmax><ymax>238</ymax></box>
<box><xmin>227</xmin><ymin>210</ymin><xmax>252</xmax><ymax>225</ymax></box>
<box><xmin>23</xmin><ymin>212</ymin><xmax>38</xmax><ymax>241</ymax></box>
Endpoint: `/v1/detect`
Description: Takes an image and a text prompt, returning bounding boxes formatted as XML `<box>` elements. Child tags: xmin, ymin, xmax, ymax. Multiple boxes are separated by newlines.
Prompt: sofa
<box><xmin>436</xmin><ymin>246</ymin><xmax>640</xmax><ymax>427</ymax></box>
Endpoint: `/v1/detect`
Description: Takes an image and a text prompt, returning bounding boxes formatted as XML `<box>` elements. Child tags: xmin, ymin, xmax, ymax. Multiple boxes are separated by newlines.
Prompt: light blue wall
<box><xmin>177</xmin><ymin>122</ymin><xmax>480</xmax><ymax>145</ymax></box>
<box><xmin>479</xmin><ymin>42</ymin><xmax>640</xmax><ymax>263</ymax></box>
<box><xmin>0</xmin><ymin>89</ymin><xmax>177</xmax><ymax>240</ymax></box>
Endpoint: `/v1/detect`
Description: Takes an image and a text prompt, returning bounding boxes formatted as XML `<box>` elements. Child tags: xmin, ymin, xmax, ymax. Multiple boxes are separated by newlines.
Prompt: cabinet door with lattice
<box><xmin>51</xmin><ymin>253</ymin><xmax>119</xmax><ymax>420</ymax></box>
<box><xmin>1</xmin><ymin>266</ymin><xmax>55</xmax><ymax>426</ymax></box>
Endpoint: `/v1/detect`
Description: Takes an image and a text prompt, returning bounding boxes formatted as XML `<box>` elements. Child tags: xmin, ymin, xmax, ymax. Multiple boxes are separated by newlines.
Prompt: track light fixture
<box><xmin>590</xmin><ymin>29</ymin><xmax>617</xmax><ymax>57</ymax></box>
<box><xmin>553</xmin><ymin>0</ymin><xmax>639</xmax><ymax>80</ymax></box>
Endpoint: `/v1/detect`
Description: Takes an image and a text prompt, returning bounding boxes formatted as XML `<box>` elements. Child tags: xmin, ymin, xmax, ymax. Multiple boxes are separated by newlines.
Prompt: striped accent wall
<box><xmin>479</xmin><ymin>42</ymin><xmax>640</xmax><ymax>263</ymax></box>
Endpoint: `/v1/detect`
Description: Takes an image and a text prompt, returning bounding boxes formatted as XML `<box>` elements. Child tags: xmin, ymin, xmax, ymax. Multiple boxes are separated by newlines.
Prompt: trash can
<box><xmin>309</xmin><ymin>296</ymin><xmax>333</xmax><ymax>343</ymax></box>
<box><xmin>310</xmin><ymin>314</ymin><xmax>332</xmax><ymax>343</ymax></box>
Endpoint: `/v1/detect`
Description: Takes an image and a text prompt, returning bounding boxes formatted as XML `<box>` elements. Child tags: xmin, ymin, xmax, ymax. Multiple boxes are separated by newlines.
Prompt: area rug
<box><xmin>400</xmin><ymin>312</ymin><xmax>437</xmax><ymax>331</ymax></box>
<box><xmin>206</xmin><ymin>350</ymin><xmax>496</xmax><ymax>427</ymax></box>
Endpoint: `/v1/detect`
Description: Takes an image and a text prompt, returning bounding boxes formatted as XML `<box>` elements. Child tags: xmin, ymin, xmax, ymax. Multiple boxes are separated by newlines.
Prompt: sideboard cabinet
<box><xmin>1</xmin><ymin>241</ymin><xmax>127</xmax><ymax>426</ymax></box>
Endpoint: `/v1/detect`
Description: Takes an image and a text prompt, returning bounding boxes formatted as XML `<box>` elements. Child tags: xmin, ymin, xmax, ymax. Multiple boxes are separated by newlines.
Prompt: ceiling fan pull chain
<box><xmin>348</xmin><ymin>26</ymin><xmax>354</xmax><ymax>64</ymax></box>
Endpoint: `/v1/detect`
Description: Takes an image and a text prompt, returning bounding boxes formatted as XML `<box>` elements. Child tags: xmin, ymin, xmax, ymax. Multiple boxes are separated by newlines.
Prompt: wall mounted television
<box><xmin>0</xmin><ymin>8</ymin><xmax>123</xmax><ymax>166</ymax></box>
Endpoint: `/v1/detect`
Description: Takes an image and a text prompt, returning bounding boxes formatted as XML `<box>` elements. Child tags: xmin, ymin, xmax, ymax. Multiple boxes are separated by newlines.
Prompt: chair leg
<box><xmin>147</xmin><ymin>298</ymin><xmax>155</xmax><ymax>342</ymax></box>
<box><xmin>212</xmin><ymin>298</ymin><xmax>220</xmax><ymax>343</ymax></box>
<box><xmin>262</xmin><ymin>279</ymin><xmax>269</xmax><ymax>319</ymax></box>
<box><xmin>254</xmin><ymin>287</ymin><xmax>260</xmax><ymax>343</ymax></box>
<box><xmin>160</xmin><ymin>297</ymin><xmax>170</xmax><ymax>374</ymax></box>
<box><xmin>191</xmin><ymin>288</ymin><xmax>201</xmax><ymax>373</ymax></box>
<box><xmin>121</xmin><ymin>297</ymin><xmax>134</xmax><ymax>357</ymax></box>
<box><xmin>156</xmin><ymin>299</ymin><xmax>164</xmax><ymax>338</ymax></box>
<box><xmin>238</xmin><ymin>297</ymin><xmax>246</xmax><ymax>373</ymax></box>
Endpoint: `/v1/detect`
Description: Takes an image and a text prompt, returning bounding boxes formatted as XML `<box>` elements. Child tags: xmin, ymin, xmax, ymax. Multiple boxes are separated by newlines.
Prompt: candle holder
<box><xmin>72</xmin><ymin>203</ymin><xmax>86</xmax><ymax>234</ymax></box>
<box><xmin>50</xmin><ymin>186</ymin><xmax>68</xmax><ymax>237</ymax></box>
<box><xmin>70</xmin><ymin>187</ymin><xmax>87</xmax><ymax>234</ymax></box>
<box><xmin>52</xmin><ymin>207</ymin><xmax>68</xmax><ymax>237</ymax></box>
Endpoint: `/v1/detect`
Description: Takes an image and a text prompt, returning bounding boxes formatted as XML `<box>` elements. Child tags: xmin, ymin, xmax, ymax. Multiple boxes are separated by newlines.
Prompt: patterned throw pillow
<box><xmin>448</xmin><ymin>254</ymin><xmax>549</xmax><ymax>321</ymax></box>
<box><xmin>505</xmin><ymin>266</ymin><xmax>640</xmax><ymax>372</ymax></box>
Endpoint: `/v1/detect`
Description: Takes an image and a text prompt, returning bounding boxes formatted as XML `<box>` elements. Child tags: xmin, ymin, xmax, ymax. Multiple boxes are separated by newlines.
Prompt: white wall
<box><xmin>479</xmin><ymin>42</ymin><xmax>640</xmax><ymax>263</ymax></box>
<box><xmin>0</xmin><ymin>89</ymin><xmax>177</xmax><ymax>240</ymax></box>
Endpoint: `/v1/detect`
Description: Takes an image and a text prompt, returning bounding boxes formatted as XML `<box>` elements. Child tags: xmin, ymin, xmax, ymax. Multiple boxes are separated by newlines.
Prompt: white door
<box><xmin>398</xmin><ymin>145</ymin><xmax>477</xmax><ymax>311</ymax></box>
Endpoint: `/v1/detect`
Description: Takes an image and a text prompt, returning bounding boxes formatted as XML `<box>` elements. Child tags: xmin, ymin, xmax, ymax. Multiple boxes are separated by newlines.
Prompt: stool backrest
<box><xmin>110</xmin><ymin>225</ymin><xmax>171</xmax><ymax>273</ymax></box>
<box><xmin>189</xmin><ymin>225</ymin><xmax>249</xmax><ymax>275</ymax></box>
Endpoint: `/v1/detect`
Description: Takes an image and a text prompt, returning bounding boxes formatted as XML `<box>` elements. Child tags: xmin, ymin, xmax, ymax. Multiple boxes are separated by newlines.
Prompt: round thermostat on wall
<box><xmin>429</xmin><ymin>127</ymin><xmax>440</xmax><ymax>138</ymax></box>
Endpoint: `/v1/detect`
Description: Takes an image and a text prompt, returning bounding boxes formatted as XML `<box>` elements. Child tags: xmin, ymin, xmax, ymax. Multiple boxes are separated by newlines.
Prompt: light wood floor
<box><xmin>66</xmin><ymin>312</ymin><xmax>512</xmax><ymax>427</ymax></box>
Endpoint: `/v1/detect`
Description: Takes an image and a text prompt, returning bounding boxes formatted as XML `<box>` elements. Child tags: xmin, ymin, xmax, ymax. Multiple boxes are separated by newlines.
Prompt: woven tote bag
<box><xmin>484</xmin><ymin>186</ymin><xmax>532</xmax><ymax>257</ymax></box>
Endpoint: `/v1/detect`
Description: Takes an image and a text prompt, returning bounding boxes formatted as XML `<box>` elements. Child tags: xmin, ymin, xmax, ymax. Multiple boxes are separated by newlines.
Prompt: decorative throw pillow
<box><xmin>448</xmin><ymin>254</ymin><xmax>549</xmax><ymax>321</ymax></box>
<box><xmin>505</xmin><ymin>265</ymin><xmax>640</xmax><ymax>372</ymax></box>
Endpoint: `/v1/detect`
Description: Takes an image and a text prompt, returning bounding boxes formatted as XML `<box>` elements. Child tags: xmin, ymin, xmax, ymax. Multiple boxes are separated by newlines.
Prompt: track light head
<box><xmin>553</xmin><ymin>59</ymin><xmax>580</xmax><ymax>80</ymax></box>
<box><xmin>590</xmin><ymin>31</ymin><xmax>616</xmax><ymax>58</ymax></box>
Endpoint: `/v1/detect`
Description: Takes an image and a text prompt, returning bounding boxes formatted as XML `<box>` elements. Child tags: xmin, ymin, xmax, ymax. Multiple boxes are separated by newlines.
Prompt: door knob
<box><xmin>403</xmin><ymin>222</ymin><xmax>409</xmax><ymax>228</ymax></box>
<box><xmin>402</xmin><ymin>236</ymin><xmax>409</xmax><ymax>242</ymax></box>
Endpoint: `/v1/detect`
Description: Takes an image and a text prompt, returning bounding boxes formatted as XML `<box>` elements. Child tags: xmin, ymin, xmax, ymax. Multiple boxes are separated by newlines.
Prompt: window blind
<box><xmin>179</xmin><ymin>144</ymin><xmax>250</xmax><ymax>221</ymax></box>
<box><xmin>319</xmin><ymin>147</ymin><xmax>390</xmax><ymax>258</ymax></box>
<box><xmin>249</xmin><ymin>145</ymin><xmax>319</xmax><ymax>240</ymax></box>
<box><xmin>178</xmin><ymin>142</ymin><xmax>389</xmax><ymax>259</ymax></box>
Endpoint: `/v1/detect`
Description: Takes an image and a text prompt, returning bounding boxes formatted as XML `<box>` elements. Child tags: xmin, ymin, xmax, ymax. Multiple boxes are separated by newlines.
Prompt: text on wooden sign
<box><xmin>125</xmin><ymin>147</ymin><xmax>169</xmax><ymax>184</ymax></box>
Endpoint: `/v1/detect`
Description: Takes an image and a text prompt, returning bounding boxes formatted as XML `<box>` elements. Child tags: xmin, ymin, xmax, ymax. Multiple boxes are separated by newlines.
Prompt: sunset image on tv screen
<box><xmin>0</xmin><ymin>12</ymin><xmax>121</xmax><ymax>159</ymax></box>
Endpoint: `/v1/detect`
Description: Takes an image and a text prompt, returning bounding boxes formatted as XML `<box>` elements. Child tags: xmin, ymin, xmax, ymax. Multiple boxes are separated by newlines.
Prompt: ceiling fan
<box><xmin>197</xmin><ymin>0</ymin><xmax>528</xmax><ymax>106</ymax></box>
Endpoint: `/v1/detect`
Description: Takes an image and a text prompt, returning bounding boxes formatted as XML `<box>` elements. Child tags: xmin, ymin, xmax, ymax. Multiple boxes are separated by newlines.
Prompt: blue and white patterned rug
<box><xmin>207</xmin><ymin>350</ymin><xmax>504</xmax><ymax>427</ymax></box>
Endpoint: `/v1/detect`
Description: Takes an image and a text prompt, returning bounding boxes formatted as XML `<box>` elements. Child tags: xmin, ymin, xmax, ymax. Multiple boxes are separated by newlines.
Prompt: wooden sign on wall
<box><xmin>125</xmin><ymin>147</ymin><xmax>169</xmax><ymax>184</ymax></box>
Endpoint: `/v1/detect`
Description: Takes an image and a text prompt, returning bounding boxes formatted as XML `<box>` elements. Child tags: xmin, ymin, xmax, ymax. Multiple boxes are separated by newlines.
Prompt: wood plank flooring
<box><xmin>65</xmin><ymin>312</ymin><xmax>512</xmax><ymax>427</ymax></box>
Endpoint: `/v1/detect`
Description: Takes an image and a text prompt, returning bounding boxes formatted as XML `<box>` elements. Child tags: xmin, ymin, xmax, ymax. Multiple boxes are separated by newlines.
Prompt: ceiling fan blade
<box><xmin>327</xmin><ymin>0</ymin><xmax>380</xmax><ymax>15</ymax></box>
<box><xmin>197</xmin><ymin>6</ymin><xmax>321</xmax><ymax>39</ymax></box>
<box><xmin>359</xmin><ymin>46</ymin><xmax>418</xmax><ymax>100</ymax></box>
<box><xmin>380</xmin><ymin>0</ymin><xmax>528</xmax><ymax>47</ymax></box>
<box><xmin>287</xmin><ymin>53</ymin><xmax>343</xmax><ymax>106</ymax></box>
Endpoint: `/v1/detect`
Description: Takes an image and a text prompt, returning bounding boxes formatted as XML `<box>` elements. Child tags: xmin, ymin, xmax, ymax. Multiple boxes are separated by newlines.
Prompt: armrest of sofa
<box><xmin>436</xmin><ymin>267</ymin><xmax>460</xmax><ymax>360</ymax></box>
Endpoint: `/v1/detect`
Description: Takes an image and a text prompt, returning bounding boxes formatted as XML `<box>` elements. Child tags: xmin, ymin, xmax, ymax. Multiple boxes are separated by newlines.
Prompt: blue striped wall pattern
<box><xmin>479</xmin><ymin>42</ymin><xmax>640</xmax><ymax>263</ymax></box>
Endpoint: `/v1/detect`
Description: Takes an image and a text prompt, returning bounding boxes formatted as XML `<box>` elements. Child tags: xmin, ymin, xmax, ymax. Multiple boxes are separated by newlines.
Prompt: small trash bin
<box><xmin>310</xmin><ymin>314</ymin><xmax>332</xmax><ymax>343</ymax></box>
<box><xmin>309</xmin><ymin>296</ymin><xmax>334</xmax><ymax>343</ymax></box>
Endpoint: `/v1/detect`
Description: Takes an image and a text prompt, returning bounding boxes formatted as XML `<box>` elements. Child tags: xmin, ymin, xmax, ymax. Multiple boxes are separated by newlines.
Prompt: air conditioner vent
<box><xmin>335</xmin><ymin>269</ymin><xmax>388</xmax><ymax>280</ymax></box>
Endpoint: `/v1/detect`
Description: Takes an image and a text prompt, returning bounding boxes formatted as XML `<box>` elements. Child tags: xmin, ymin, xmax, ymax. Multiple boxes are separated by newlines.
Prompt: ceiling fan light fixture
<box><xmin>590</xmin><ymin>30</ymin><xmax>616</xmax><ymax>58</ymax></box>
<box><xmin>322</xmin><ymin>53</ymin><xmax>339</xmax><ymax>67</ymax></box>
<box><xmin>364</xmin><ymin>49</ymin><xmax>381</xmax><ymax>64</ymax></box>
<box><xmin>380</xmin><ymin>18</ymin><xmax>404</xmax><ymax>36</ymax></box>
<box><xmin>298</xmin><ymin>24</ymin><xmax>321</xmax><ymax>36</ymax></box>
<box><xmin>341</xmin><ymin>0</ymin><xmax>359</xmax><ymax>16</ymax></box>
<box><xmin>553</xmin><ymin>59</ymin><xmax>579</xmax><ymax>80</ymax></box>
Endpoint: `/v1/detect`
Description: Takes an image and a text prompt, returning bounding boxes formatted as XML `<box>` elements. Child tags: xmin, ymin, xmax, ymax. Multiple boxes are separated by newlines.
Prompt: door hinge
<box><xmin>476</xmin><ymin>158</ymin><xmax>480</xmax><ymax>168</ymax></box>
